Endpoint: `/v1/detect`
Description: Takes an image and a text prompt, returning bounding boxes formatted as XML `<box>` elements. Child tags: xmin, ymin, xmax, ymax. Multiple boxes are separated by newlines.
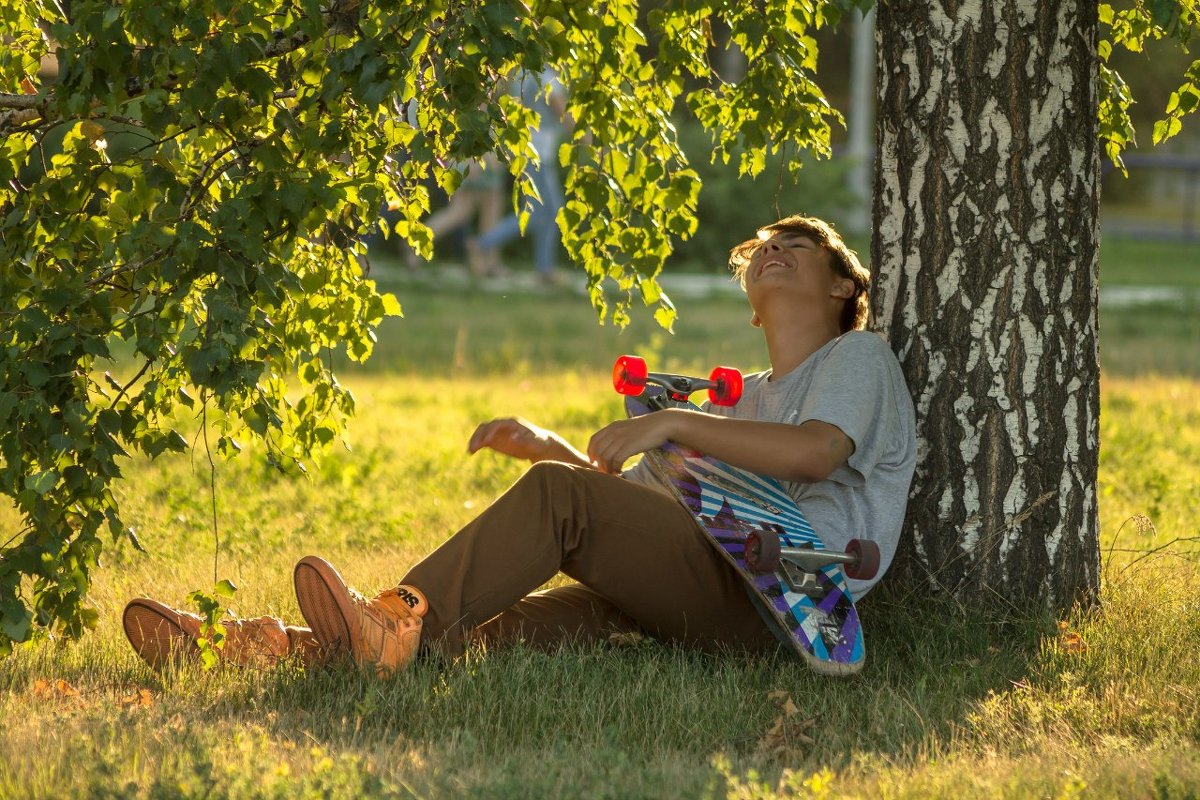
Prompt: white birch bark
<box><xmin>871</xmin><ymin>1</ymin><xmax>1101</xmax><ymax>610</ymax></box>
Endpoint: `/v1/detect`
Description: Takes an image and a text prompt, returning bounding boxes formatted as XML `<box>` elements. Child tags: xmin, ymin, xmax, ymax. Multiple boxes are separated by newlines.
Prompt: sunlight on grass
<box><xmin>1</xmin><ymin>367</ymin><xmax>1198</xmax><ymax>797</ymax></box>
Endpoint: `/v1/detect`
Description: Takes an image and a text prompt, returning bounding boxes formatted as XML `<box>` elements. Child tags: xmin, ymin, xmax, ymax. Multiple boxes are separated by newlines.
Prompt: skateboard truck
<box><xmin>744</xmin><ymin>531</ymin><xmax>880</xmax><ymax>595</ymax></box>
<box><xmin>613</xmin><ymin>355</ymin><xmax>743</xmax><ymax>409</ymax></box>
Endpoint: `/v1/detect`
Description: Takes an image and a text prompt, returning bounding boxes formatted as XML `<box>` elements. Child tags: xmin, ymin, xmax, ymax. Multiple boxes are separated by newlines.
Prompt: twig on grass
<box><xmin>1102</xmin><ymin>513</ymin><xmax>1200</xmax><ymax>584</ymax></box>
<box><xmin>1102</xmin><ymin>513</ymin><xmax>1152</xmax><ymax>585</ymax></box>
<box><xmin>1114</xmin><ymin>535</ymin><xmax>1200</xmax><ymax>577</ymax></box>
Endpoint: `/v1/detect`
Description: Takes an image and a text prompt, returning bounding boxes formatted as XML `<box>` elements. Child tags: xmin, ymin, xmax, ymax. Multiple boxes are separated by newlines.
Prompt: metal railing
<box><xmin>1102</xmin><ymin>153</ymin><xmax>1200</xmax><ymax>242</ymax></box>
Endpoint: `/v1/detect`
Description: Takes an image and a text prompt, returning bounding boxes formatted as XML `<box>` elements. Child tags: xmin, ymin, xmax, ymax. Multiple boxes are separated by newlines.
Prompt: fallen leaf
<box><xmin>32</xmin><ymin>678</ymin><xmax>85</xmax><ymax>707</ymax></box>
<box><xmin>757</xmin><ymin>691</ymin><xmax>817</xmax><ymax>759</ymax></box>
<box><xmin>1060</xmin><ymin>630</ymin><xmax>1087</xmax><ymax>654</ymax></box>
<box><xmin>767</xmin><ymin>689</ymin><xmax>800</xmax><ymax>718</ymax></box>
<box><xmin>119</xmin><ymin>688</ymin><xmax>155</xmax><ymax>709</ymax></box>
<box><xmin>33</xmin><ymin>678</ymin><xmax>80</xmax><ymax>698</ymax></box>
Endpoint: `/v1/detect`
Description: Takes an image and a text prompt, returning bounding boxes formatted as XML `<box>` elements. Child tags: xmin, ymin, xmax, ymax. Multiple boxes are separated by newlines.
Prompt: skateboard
<box><xmin>612</xmin><ymin>355</ymin><xmax>878</xmax><ymax>676</ymax></box>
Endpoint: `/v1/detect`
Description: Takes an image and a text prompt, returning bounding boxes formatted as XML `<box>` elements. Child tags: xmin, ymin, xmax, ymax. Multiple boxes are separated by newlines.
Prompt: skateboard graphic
<box><xmin>612</xmin><ymin>355</ymin><xmax>879</xmax><ymax>676</ymax></box>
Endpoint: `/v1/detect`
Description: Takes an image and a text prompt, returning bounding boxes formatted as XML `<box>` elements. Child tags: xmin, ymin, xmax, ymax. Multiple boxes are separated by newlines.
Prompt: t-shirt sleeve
<box><xmin>798</xmin><ymin>333</ymin><xmax>899</xmax><ymax>485</ymax></box>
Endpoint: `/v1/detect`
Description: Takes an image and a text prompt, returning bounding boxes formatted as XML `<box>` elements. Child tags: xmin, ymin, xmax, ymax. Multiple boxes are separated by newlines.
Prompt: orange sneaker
<box><xmin>292</xmin><ymin>556</ymin><xmax>427</xmax><ymax>677</ymax></box>
<box><xmin>122</xmin><ymin>598</ymin><xmax>319</xmax><ymax>670</ymax></box>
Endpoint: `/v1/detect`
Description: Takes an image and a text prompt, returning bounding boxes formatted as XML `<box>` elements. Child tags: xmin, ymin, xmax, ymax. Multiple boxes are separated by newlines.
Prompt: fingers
<box><xmin>469</xmin><ymin>417</ymin><xmax>552</xmax><ymax>462</ymax></box>
<box><xmin>587</xmin><ymin>416</ymin><xmax>662</xmax><ymax>474</ymax></box>
<box><xmin>467</xmin><ymin>421</ymin><xmax>496</xmax><ymax>454</ymax></box>
<box><xmin>585</xmin><ymin>430</ymin><xmax>608</xmax><ymax>472</ymax></box>
<box><xmin>586</xmin><ymin>432</ymin><xmax>621</xmax><ymax>474</ymax></box>
<box><xmin>468</xmin><ymin>418</ymin><xmax>520</xmax><ymax>455</ymax></box>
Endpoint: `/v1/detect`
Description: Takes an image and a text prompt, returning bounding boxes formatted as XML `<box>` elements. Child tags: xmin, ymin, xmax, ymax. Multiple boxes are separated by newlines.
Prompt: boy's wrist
<box><xmin>661</xmin><ymin>407</ymin><xmax>692</xmax><ymax>441</ymax></box>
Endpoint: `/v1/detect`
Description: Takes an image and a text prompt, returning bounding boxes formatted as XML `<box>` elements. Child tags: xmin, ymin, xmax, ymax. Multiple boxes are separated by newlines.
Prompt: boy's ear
<box><xmin>831</xmin><ymin>278</ymin><xmax>855</xmax><ymax>299</ymax></box>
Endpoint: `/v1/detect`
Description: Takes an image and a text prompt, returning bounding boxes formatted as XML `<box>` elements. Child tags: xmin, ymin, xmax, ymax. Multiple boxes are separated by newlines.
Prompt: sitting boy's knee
<box><xmin>523</xmin><ymin>459</ymin><xmax>581</xmax><ymax>486</ymax></box>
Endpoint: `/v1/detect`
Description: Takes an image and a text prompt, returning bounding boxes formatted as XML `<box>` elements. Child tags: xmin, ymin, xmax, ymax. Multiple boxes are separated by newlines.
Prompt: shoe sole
<box><xmin>293</xmin><ymin>556</ymin><xmax>360</xmax><ymax>662</ymax></box>
<box><xmin>122</xmin><ymin>599</ymin><xmax>197</xmax><ymax>670</ymax></box>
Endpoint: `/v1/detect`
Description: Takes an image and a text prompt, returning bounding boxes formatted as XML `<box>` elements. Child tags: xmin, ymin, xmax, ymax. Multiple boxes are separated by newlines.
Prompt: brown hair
<box><xmin>728</xmin><ymin>215</ymin><xmax>871</xmax><ymax>333</ymax></box>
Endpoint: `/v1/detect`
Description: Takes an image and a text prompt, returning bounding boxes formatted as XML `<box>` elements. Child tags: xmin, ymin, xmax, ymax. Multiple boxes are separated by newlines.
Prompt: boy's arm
<box><xmin>587</xmin><ymin>409</ymin><xmax>853</xmax><ymax>481</ymax></box>
<box><xmin>469</xmin><ymin>417</ymin><xmax>593</xmax><ymax>468</ymax></box>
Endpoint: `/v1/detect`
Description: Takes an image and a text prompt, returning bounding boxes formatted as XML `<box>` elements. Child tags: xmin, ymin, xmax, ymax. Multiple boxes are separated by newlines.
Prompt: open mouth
<box><xmin>756</xmin><ymin>259</ymin><xmax>790</xmax><ymax>279</ymax></box>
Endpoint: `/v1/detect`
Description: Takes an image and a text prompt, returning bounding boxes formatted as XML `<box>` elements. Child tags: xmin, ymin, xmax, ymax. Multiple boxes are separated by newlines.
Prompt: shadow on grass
<box><xmin>0</xmin><ymin>593</ymin><xmax>1103</xmax><ymax>798</ymax></box>
<box><xmin>205</xmin><ymin>595</ymin><xmax>1055</xmax><ymax>792</ymax></box>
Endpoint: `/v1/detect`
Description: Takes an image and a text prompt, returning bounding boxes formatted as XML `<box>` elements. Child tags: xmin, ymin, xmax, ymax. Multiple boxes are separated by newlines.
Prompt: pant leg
<box><xmin>475</xmin><ymin>160</ymin><xmax>538</xmax><ymax>252</ymax></box>
<box><xmin>529</xmin><ymin>159</ymin><xmax>563</xmax><ymax>274</ymax></box>
<box><xmin>400</xmin><ymin>461</ymin><xmax>777</xmax><ymax>658</ymax></box>
<box><xmin>469</xmin><ymin>583</ymin><xmax>642</xmax><ymax>650</ymax></box>
<box><xmin>475</xmin><ymin>212</ymin><xmax>521</xmax><ymax>252</ymax></box>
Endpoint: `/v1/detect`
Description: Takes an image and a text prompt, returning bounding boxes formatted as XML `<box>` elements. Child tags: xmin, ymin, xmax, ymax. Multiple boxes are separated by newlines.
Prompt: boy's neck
<box><xmin>761</xmin><ymin>314</ymin><xmax>843</xmax><ymax>380</ymax></box>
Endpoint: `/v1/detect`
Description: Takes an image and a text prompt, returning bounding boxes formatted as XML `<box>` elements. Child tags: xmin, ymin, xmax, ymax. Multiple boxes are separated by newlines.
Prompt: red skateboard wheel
<box><xmin>613</xmin><ymin>355</ymin><xmax>648</xmax><ymax>395</ymax></box>
<box><xmin>708</xmin><ymin>366</ymin><xmax>743</xmax><ymax>406</ymax></box>
<box><xmin>744</xmin><ymin>530</ymin><xmax>781</xmax><ymax>573</ymax></box>
<box><xmin>845</xmin><ymin>539</ymin><xmax>880</xmax><ymax>580</ymax></box>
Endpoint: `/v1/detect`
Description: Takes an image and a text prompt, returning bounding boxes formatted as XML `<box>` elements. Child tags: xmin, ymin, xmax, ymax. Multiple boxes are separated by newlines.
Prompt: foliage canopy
<box><xmin>0</xmin><ymin>0</ymin><xmax>1196</xmax><ymax>652</ymax></box>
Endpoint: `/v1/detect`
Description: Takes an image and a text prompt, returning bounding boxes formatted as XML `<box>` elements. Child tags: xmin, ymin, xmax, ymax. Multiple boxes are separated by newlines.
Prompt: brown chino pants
<box><xmin>400</xmin><ymin>460</ymin><xmax>779</xmax><ymax>658</ymax></box>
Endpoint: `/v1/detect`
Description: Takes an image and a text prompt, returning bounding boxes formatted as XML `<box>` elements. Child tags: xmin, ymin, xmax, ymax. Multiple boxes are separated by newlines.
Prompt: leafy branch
<box><xmin>1099</xmin><ymin>1</ymin><xmax>1200</xmax><ymax>169</ymax></box>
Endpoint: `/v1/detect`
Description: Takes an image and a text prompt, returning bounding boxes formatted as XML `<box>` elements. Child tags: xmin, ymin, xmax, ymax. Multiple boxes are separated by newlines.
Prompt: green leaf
<box><xmin>198</xmin><ymin>647</ymin><xmax>220</xmax><ymax>669</ymax></box>
<box><xmin>0</xmin><ymin>392</ymin><xmax>16</xmax><ymax>425</ymax></box>
<box><xmin>24</xmin><ymin>362</ymin><xmax>50</xmax><ymax>389</ymax></box>
<box><xmin>0</xmin><ymin>607</ymin><xmax>31</xmax><ymax>642</ymax></box>
<box><xmin>24</xmin><ymin>470</ymin><xmax>59</xmax><ymax>496</ymax></box>
<box><xmin>1148</xmin><ymin>0</ymin><xmax>1178</xmax><ymax>28</ymax></box>
<box><xmin>126</xmin><ymin>527</ymin><xmax>146</xmax><ymax>553</ymax></box>
<box><xmin>380</xmin><ymin>293</ymin><xmax>403</xmax><ymax>317</ymax></box>
<box><xmin>1153</xmin><ymin>116</ymin><xmax>1183</xmax><ymax>144</ymax></box>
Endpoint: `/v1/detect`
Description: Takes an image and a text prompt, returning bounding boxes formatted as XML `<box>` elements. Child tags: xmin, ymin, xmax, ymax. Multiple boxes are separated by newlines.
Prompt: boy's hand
<box><xmin>587</xmin><ymin>413</ymin><xmax>674</xmax><ymax>474</ymax></box>
<box><xmin>468</xmin><ymin>418</ymin><xmax>591</xmax><ymax>467</ymax></box>
<box><xmin>468</xmin><ymin>418</ymin><xmax>555</xmax><ymax>461</ymax></box>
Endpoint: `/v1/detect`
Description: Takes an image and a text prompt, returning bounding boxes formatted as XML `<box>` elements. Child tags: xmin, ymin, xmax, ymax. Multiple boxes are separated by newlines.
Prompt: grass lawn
<box><xmin>1</xmin><ymin>237</ymin><xmax>1198</xmax><ymax>798</ymax></box>
<box><xmin>1099</xmin><ymin>237</ymin><xmax>1200</xmax><ymax>288</ymax></box>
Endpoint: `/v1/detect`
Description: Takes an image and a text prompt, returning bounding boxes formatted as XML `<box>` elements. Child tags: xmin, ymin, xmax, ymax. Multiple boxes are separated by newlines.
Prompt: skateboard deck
<box><xmin>626</xmin><ymin>392</ymin><xmax>866</xmax><ymax>676</ymax></box>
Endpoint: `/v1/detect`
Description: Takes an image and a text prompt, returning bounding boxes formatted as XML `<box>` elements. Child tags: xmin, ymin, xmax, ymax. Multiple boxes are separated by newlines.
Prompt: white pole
<box><xmin>846</xmin><ymin>7</ymin><xmax>876</xmax><ymax>234</ymax></box>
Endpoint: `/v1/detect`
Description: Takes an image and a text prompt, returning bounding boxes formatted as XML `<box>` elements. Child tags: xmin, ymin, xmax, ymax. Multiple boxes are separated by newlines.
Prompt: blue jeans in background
<box><xmin>476</xmin><ymin>154</ymin><xmax>564</xmax><ymax>276</ymax></box>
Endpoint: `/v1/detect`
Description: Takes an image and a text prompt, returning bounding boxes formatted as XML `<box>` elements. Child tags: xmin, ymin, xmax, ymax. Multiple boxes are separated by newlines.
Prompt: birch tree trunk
<box><xmin>871</xmin><ymin>1</ymin><xmax>1101</xmax><ymax>611</ymax></box>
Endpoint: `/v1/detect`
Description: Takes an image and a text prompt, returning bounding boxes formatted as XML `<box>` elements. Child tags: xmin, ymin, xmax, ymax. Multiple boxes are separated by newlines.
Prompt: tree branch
<box><xmin>85</xmin><ymin>246</ymin><xmax>172</xmax><ymax>290</ymax></box>
<box><xmin>110</xmin><ymin>356</ymin><xmax>156</xmax><ymax>408</ymax></box>
<box><xmin>0</xmin><ymin>107</ymin><xmax>44</xmax><ymax>130</ymax></box>
<box><xmin>178</xmin><ymin>143</ymin><xmax>251</xmax><ymax>221</ymax></box>
<box><xmin>0</xmin><ymin>93</ymin><xmax>45</xmax><ymax>110</ymax></box>
<box><xmin>263</xmin><ymin>27</ymin><xmax>312</xmax><ymax>58</ymax></box>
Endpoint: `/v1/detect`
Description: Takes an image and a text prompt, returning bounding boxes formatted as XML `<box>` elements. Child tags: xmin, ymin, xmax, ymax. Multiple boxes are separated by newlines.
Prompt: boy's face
<box><xmin>743</xmin><ymin>231</ymin><xmax>854</xmax><ymax>326</ymax></box>
<box><xmin>744</xmin><ymin>232</ymin><xmax>832</xmax><ymax>290</ymax></box>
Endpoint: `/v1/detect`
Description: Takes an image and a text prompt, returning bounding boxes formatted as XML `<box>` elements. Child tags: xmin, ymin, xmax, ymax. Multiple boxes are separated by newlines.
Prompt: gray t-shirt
<box><xmin>622</xmin><ymin>331</ymin><xmax>917</xmax><ymax>596</ymax></box>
